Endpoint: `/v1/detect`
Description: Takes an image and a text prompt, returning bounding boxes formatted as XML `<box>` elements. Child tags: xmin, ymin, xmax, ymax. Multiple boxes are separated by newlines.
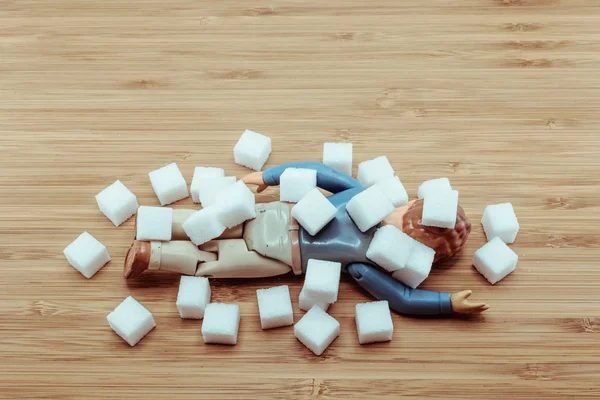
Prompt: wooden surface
<box><xmin>1</xmin><ymin>1</ymin><xmax>599</xmax><ymax>399</ymax></box>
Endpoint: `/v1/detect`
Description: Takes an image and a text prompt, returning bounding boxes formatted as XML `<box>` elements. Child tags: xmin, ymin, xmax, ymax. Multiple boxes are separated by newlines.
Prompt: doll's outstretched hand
<box><xmin>242</xmin><ymin>172</ymin><xmax>268</xmax><ymax>193</ymax></box>
<box><xmin>451</xmin><ymin>290</ymin><xmax>489</xmax><ymax>314</ymax></box>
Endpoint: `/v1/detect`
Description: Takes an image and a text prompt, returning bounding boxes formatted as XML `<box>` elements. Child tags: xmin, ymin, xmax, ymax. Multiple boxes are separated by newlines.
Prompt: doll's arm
<box><xmin>346</xmin><ymin>263</ymin><xmax>488</xmax><ymax>316</ymax></box>
<box><xmin>259</xmin><ymin>161</ymin><xmax>361</xmax><ymax>194</ymax></box>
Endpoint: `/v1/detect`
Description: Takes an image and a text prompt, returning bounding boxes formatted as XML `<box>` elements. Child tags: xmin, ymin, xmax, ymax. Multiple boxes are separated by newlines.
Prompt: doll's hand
<box><xmin>242</xmin><ymin>172</ymin><xmax>268</xmax><ymax>193</ymax></box>
<box><xmin>451</xmin><ymin>290</ymin><xmax>489</xmax><ymax>314</ymax></box>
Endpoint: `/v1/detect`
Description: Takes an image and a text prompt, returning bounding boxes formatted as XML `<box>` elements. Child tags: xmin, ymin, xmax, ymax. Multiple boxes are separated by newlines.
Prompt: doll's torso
<box><xmin>243</xmin><ymin>201</ymin><xmax>298</xmax><ymax>270</ymax></box>
<box><xmin>298</xmin><ymin>186</ymin><xmax>376</xmax><ymax>273</ymax></box>
<box><xmin>243</xmin><ymin>187</ymin><xmax>376</xmax><ymax>274</ymax></box>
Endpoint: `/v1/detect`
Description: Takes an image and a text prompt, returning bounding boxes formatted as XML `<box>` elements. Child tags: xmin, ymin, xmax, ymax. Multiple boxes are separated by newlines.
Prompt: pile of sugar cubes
<box><xmin>62</xmin><ymin>129</ymin><xmax>520</xmax><ymax>352</ymax></box>
<box><xmin>347</xmin><ymin>155</ymin><xmax>408</xmax><ymax>232</ymax></box>
<box><xmin>359</xmin><ymin>174</ymin><xmax>520</xmax><ymax>288</ymax></box>
<box><xmin>105</xmin><ymin>258</ymin><xmax>395</xmax><ymax>353</ymax></box>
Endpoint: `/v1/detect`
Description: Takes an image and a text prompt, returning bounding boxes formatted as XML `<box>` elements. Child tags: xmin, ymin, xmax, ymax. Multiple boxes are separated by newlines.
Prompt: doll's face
<box><xmin>382</xmin><ymin>201</ymin><xmax>415</xmax><ymax>230</ymax></box>
<box><xmin>382</xmin><ymin>199</ymin><xmax>471</xmax><ymax>264</ymax></box>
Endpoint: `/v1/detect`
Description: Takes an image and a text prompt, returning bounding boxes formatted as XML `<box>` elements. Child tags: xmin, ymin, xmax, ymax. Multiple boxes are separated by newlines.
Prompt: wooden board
<box><xmin>1</xmin><ymin>1</ymin><xmax>599</xmax><ymax>398</ymax></box>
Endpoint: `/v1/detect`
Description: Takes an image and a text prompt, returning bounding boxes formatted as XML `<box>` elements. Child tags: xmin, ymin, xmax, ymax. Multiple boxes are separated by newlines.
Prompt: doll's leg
<box><xmin>124</xmin><ymin>240</ymin><xmax>217</xmax><ymax>279</ymax></box>
<box><xmin>196</xmin><ymin>239</ymin><xmax>292</xmax><ymax>278</ymax></box>
<box><xmin>171</xmin><ymin>209</ymin><xmax>243</xmax><ymax>240</ymax></box>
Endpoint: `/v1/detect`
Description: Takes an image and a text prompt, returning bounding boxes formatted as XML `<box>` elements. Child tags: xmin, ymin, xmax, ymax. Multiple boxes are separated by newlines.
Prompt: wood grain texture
<box><xmin>1</xmin><ymin>0</ymin><xmax>599</xmax><ymax>398</ymax></box>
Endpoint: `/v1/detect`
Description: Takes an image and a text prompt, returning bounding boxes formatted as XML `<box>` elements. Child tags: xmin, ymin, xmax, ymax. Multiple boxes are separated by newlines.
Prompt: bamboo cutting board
<box><xmin>1</xmin><ymin>1</ymin><xmax>599</xmax><ymax>398</ymax></box>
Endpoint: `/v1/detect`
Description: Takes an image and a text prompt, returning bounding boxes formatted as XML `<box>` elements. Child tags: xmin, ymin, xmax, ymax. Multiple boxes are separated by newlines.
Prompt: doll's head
<box><xmin>382</xmin><ymin>199</ymin><xmax>471</xmax><ymax>263</ymax></box>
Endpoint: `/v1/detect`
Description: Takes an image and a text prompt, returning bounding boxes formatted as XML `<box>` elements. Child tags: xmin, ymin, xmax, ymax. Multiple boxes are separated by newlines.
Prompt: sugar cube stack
<box><xmin>357</xmin><ymin>155</ymin><xmax>394</xmax><ymax>187</ymax></box>
<box><xmin>418</xmin><ymin>177</ymin><xmax>452</xmax><ymax>199</ymax></box>
<box><xmin>299</xmin><ymin>289</ymin><xmax>330</xmax><ymax>312</ymax></box>
<box><xmin>215</xmin><ymin>181</ymin><xmax>257</xmax><ymax>228</ymax></box>
<box><xmin>302</xmin><ymin>259</ymin><xmax>341</xmax><ymax>303</ymax></box>
<box><xmin>473</xmin><ymin>237</ymin><xmax>518</xmax><ymax>284</ymax></box>
<box><xmin>182</xmin><ymin>207</ymin><xmax>226</xmax><ymax>246</ymax></box>
<box><xmin>421</xmin><ymin>190</ymin><xmax>459</xmax><ymax>229</ymax></box>
<box><xmin>63</xmin><ymin>232</ymin><xmax>111</xmax><ymax>279</ymax></box>
<box><xmin>392</xmin><ymin>240</ymin><xmax>435</xmax><ymax>289</ymax></box>
<box><xmin>191</xmin><ymin>167</ymin><xmax>225</xmax><ymax>203</ymax></box>
<box><xmin>95</xmin><ymin>180</ymin><xmax>139</xmax><ymax>227</ymax></box>
<box><xmin>291</xmin><ymin>188</ymin><xmax>337</xmax><ymax>236</ymax></box>
<box><xmin>233</xmin><ymin>129</ymin><xmax>272</xmax><ymax>171</ymax></box>
<box><xmin>323</xmin><ymin>142</ymin><xmax>353</xmax><ymax>175</ymax></box>
<box><xmin>107</xmin><ymin>296</ymin><xmax>156</xmax><ymax>347</ymax></box>
<box><xmin>136</xmin><ymin>206</ymin><xmax>173</xmax><ymax>241</ymax></box>
<box><xmin>346</xmin><ymin>186</ymin><xmax>395</xmax><ymax>232</ymax></box>
<box><xmin>176</xmin><ymin>276</ymin><xmax>211</xmax><ymax>319</ymax></box>
<box><xmin>256</xmin><ymin>285</ymin><xmax>294</xmax><ymax>330</ymax></box>
<box><xmin>280</xmin><ymin>168</ymin><xmax>317</xmax><ymax>202</ymax></box>
<box><xmin>355</xmin><ymin>301</ymin><xmax>394</xmax><ymax>345</ymax></box>
<box><xmin>374</xmin><ymin>176</ymin><xmax>408</xmax><ymax>207</ymax></box>
<box><xmin>148</xmin><ymin>162</ymin><xmax>189</xmax><ymax>206</ymax></box>
<box><xmin>366</xmin><ymin>225</ymin><xmax>416</xmax><ymax>272</ymax></box>
<box><xmin>197</xmin><ymin>176</ymin><xmax>237</xmax><ymax>207</ymax></box>
<box><xmin>481</xmin><ymin>202</ymin><xmax>520</xmax><ymax>244</ymax></box>
<box><xmin>201</xmin><ymin>303</ymin><xmax>241</xmax><ymax>345</ymax></box>
<box><xmin>294</xmin><ymin>306</ymin><xmax>340</xmax><ymax>356</ymax></box>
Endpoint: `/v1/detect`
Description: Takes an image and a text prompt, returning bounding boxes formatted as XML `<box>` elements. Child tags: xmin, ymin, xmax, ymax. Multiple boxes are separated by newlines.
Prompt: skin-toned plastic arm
<box><xmin>346</xmin><ymin>263</ymin><xmax>488</xmax><ymax>316</ymax></box>
<box><xmin>251</xmin><ymin>161</ymin><xmax>362</xmax><ymax>194</ymax></box>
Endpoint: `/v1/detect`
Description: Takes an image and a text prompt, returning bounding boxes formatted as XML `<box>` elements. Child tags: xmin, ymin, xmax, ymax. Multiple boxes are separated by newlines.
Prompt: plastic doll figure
<box><xmin>125</xmin><ymin>162</ymin><xmax>488</xmax><ymax>316</ymax></box>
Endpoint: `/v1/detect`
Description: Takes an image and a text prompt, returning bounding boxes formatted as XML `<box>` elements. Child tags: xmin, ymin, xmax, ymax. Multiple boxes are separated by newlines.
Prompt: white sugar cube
<box><xmin>366</xmin><ymin>225</ymin><xmax>416</xmax><ymax>272</ymax></box>
<box><xmin>346</xmin><ymin>186</ymin><xmax>395</xmax><ymax>232</ymax></box>
<box><xmin>191</xmin><ymin>167</ymin><xmax>225</xmax><ymax>203</ymax></box>
<box><xmin>201</xmin><ymin>303</ymin><xmax>241</xmax><ymax>345</ymax></box>
<box><xmin>176</xmin><ymin>276</ymin><xmax>211</xmax><ymax>319</ymax></box>
<box><xmin>422</xmin><ymin>190</ymin><xmax>459</xmax><ymax>229</ymax></box>
<box><xmin>473</xmin><ymin>237</ymin><xmax>518</xmax><ymax>284</ymax></box>
<box><xmin>256</xmin><ymin>285</ymin><xmax>294</xmax><ymax>330</ymax></box>
<box><xmin>355</xmin><ymin>301</ymin><xmax>394</xmax><ymax>345</ymax></box>
<box><xmin>280</xmin><ymin>168</ymin><xmax>317</xmax><ymax>202</ymax></box>
<box><xmin>148</xmin><ymin>163</ymin><xmax>189</xmax><ymax>206</ymax></box>
<box><xmin>136</xmin><ymin>206</ymin><xmax>173</xmax><ymax>241</ymax></box>
<box><xmin>64</xmin><ymin>232</ymin><xmax>111</xmax><ymax>279</ymax></box>
<box><xmin>215</xmin><ymin>181</ymin><xmax>256</xmax><ymax>228</ymax></box>
<box><xmin>392</xmin><ymin>240</ymin><xmax>435</xmax><ymax>288</ymax></box>
<box><xmin>299</xmin><ymin>289</ymin><xmax>330</xmax><ymax>312</ymax></box>
<box><xmin>294</xmin><ymin>306</ymin><xmax>340</xmax><ymax>356</ymax></box>
<box><xmin>291</xmin><ymin>188</ymin><xmax>337</xmax><ymax>236</ymax></box>
<box><xmin>107</xmin><ymin>296</ymin><xmax>156</xmax><ymax>346</ymax></box>
<box><xmin>182</xmin><ymin>207</ymin><xmax>226</xmax><ymax>246</ymax></box>
<box><xmin>374</xmin><ymin>176</ymin><xmax>409</xmax><ymax>207</ymax></box>
<box><xmin>302</xmin><ymin>259</ymin><xmax>341</xmax><ymax>303</ymax></box>
<box><xmin>418</xmin><ymin>177</ymin><xmax>452</xmax><ymax>199</ymax></box>
<box><xmin>197</xmin><ymin>176</ymin><xmax>237</xmax><ymax>207</ymax></box>
<box><xmin>95</xmin><ymin>180</ymin><xmax>139</xmax><ymax>227</ymax></box>
<box><xmin>233</xmin><ymin>129</ymin><xmax>272</xmax><ymax>171</ymax></box>
<box><xmin>481</xmin><ymin>202</ymin><xmax>520</xmax><ymax>244</ymax></box>
<box><xmin>357</xmin><ymin>155</ymin><xmax>394</xmax><ymax>187</ymax></box>
<box><xmin>323</xmin><ymin>142</ymin><xmax>353</xmax><ymax>175</ymax></box>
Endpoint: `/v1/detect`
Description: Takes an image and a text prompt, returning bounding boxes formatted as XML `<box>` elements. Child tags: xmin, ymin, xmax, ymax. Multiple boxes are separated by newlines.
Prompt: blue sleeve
<box><xmin>263</xmin><ymin>161</ymin><xmax>362</xmax><ymax>194</ymax></box>
<box><xmin>346</xmin><ymin>263</ymin><xmax>453</xmax><ymax>316</ymax></box>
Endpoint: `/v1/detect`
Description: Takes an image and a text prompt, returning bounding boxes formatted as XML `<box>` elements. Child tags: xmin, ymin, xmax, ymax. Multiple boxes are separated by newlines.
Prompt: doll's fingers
<box><xmin>455</xmin><ymin>290</ymin><xmax>472</xmax><ymax>301</ymax></box>
<box><xmin>242</xmin><ymin>175</ymin><xmax>256</xmax><ymax>185</ymax></box>
<box><xmin>465</xmin><ymin>300</ymin><xmax>486</xmax><ymax>308</ymax></box>
<box><xmin>466</xmin><ymin>302</ymin><xmax>489</xmax><ymax>313</ymax></box>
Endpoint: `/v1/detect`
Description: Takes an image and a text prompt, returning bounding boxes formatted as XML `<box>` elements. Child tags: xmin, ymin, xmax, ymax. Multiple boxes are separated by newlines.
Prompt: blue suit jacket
<box><xmin>264</xmin><ymin>161</ymin><xmax>452</xmax><ymax>316</ymax></box>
